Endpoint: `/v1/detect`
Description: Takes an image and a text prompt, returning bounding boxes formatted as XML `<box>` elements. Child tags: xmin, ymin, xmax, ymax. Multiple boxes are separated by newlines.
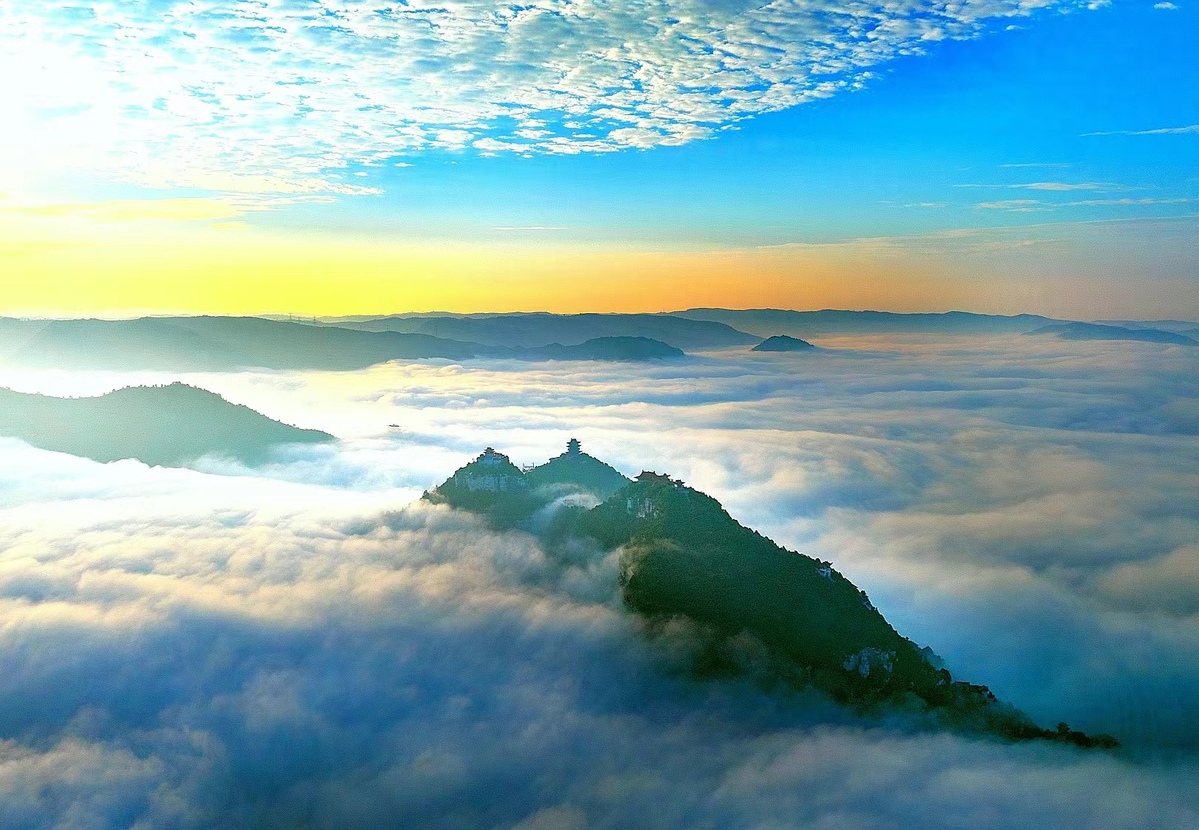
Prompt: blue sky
<box><xmin>300</xmin><ymin>0</ymin><xmax>1198</xmax><ymax>246</ymax></box>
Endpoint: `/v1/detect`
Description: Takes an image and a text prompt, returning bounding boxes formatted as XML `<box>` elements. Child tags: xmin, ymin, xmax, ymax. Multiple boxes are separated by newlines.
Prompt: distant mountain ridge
<box><xmin>674</xmin><ymin>308</ymin><xmax>1060</xmax><ymax>337</ymax></box>
<box><xmin>0</xmin><ymin>317</ymin><xmax>688</xmax><ymax>371</ymax></box>
<box><xmin>424</xmin><ymin>441</ymin><xmax>1117</xmax><ymax>749</ymax></box>
<box><xmin>319</xmin><ymin>311</ymin><xmax>760</xmax><ymax>350</ymax></box>
<box><xmin>5</xmin><ymin>311</ymin><xmax>1190</xmax><ymax>372</ymax></box>
<box><xmin>0</xmin><ymin>382</ymin><xmax>333</xmax><ymax>467</ymax></box>
<box><xmin>0</xmin><ymin>316</ymin><xmax>480</xmax><ymax>371</ymax></box>
<box><xmin>1095</xmin><ymin>319</ymin><xmax>1199</xmax><ymax>334</ymax></box>
<box><xmin>1028</xmin><ymin>322</ymin><xmax>1198</xmax><ymax>345</ymax></box>
<box><xmin>516</xmin><ymin>336</ymin><xmax>684</xmax><ymax>361</ymax></box>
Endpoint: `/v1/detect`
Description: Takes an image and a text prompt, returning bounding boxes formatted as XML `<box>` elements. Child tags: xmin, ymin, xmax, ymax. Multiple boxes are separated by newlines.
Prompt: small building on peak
<box><xmin>566</xmin><ymin>438</ymin><xmax>581</xmax><ymax>456</ymax></box>
<box><xmin>478</xmin><ymin>447</ymin><xmax>505</xmax><ymax>467</ymax></box>
<box><xmin>444</xmin><ymin>447</ymin><xmax>528</xmax><ymax>494</ymax></box>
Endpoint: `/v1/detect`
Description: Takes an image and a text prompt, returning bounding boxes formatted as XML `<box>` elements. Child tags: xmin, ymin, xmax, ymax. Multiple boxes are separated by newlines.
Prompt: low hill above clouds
<box><xmin>0</xmin><ymin>316</ymin><xmax>482</xmax><ymax>371</ymax></box>
<box><xmin>0</xmin><ymin>382</ymin><xmax>333</xmax><ymax>467</ymax></box>
<box><xmin>526</xmin><ymin>440</ymin><xmax>631</xmax><ymax>499</ymax></box>
<box><xmin>751</xmin><ymin>334</ymin><xmax>817</xmax><ymax>352</ymax></box>
<box><xmin>1028</xmin><ymin>322</ymin><xmax>1198</xmax><ymax>345</ymax></box>
<box><xmin>521</xmin><ymin>336</ymin><xmax>684</xmax><ymax>361</ymax></box>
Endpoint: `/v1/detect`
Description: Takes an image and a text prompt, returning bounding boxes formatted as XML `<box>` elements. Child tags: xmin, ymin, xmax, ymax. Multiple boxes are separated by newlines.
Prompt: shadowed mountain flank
<box><xmin>0</xmin><ymin>383</ymin><xmax>333</xmax><ymax>467</ymax></box>
<box><xmin>424</xmin><ymin>442</ymin><xmax>1118</xmax><ymax>749</ymax></box>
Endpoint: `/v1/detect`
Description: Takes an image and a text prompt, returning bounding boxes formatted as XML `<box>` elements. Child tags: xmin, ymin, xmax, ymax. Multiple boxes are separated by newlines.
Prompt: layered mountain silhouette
<box><xmin>0</xmin><ymin>317</ymin><xmax>479</xmax><ymax>371</ymax></box>
<box><xmin>1027</xmin><ymin>322</ymin><xmax>1198</xmax><ymax>345</ymax></box>
<box><xmin>425</xmin><ymin>441</ymin><xmax>1118</xmax><ymax>748</ymax></box>
<box><xmin>676</xmin><ymin>308</ymin><xmax>1060</xmax><ymax>337</ymax></box>
<box><xmin>319</xmin><ymin>312</ymin><xmax>759</xmax><ymax>350</ymax></box>
<box><xmin>1094</xmin><ymin>319</ymin><xmax>1199</xmax><ymax>334</ymax></box>
<box><xmin>0</xmin><ymin>383</ymin><xmax>333</xmax><ymax>467</ymax></box>
<box><xmin>7</xmin><ymin>311</ymin><xmax>1191</xmax><ymax>373</ymax></box>
<box><xmin>519</xmin><ymin>337</ymin><xmax>683</xmax><ymax>361</ymax></box>
<box><xmin>0</xmin><ymin>317</ymin><xmax>691</xmax><ymax>372</ymax></box>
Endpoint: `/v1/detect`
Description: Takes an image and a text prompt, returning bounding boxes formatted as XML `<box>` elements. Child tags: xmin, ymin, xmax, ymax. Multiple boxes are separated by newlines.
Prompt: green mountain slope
<box><xmin>0</xmin><ymin>383</ymin><xmax>333</xmax><ymax>466</ymax></box>
<box><xmin>423</xmin><ymin>447</ymin><xmax>541</xmax><ymax>527</ymax></box>
<box><xmin>425</xmin><ymin>444</ymin><xmax>1118</xmax><ymax>748</ymax></box>
<box><xmin>526</xmin><ymin>439</ymin><xmax>631</xmax><ymax>499</ymax></box>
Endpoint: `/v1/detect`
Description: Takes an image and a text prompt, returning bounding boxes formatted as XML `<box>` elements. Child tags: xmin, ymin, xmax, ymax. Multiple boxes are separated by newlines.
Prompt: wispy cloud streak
<box><xmin>1085</xmin><ymin>125</ymin><xmax>1199</xmax><ymax>136</ymax></box>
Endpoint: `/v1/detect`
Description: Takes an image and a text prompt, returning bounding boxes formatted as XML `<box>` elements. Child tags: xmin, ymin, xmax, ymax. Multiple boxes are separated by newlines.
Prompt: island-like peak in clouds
<box><xmin>0</xmin><ymin>382</ymin><xmax>333</xmax><ymax>467</ymax></box>
<box><xmin>525</xmin><ymin>438</ymin><xmax>631</xmax><ymax>500</ymax></box>
<box><xmin>751</xmin><ymin>334</ymin><xmax>817</xmax><ymax>352</ymax></box>
<box><xmin>425</xmin><ymin>442</ymin><xmax>1119</xmax><ymax>749</ymax></box>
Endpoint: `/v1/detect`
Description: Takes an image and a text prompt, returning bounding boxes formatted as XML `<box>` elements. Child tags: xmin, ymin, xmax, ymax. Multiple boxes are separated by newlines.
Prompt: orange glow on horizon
<box><xmin>0</xmin><ymin>237</ymin><xmax>997</xmax><ymax>318</ymax></box>
<box><xmin>3</xmin><ymin>202</ymin><xmax>1196</xmax><ymax>320</ymax></box>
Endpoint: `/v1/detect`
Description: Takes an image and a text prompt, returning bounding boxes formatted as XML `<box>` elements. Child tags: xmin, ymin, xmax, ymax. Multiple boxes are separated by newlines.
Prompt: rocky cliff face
<box><xmin>422</xmin><ymin>448</ymin><xmax>537</xmax><ymax>526</ymax></box>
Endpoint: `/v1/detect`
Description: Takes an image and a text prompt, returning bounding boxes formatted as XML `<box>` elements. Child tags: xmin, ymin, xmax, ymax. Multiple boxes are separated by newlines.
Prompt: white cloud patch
<box><xmin>976</xmin><ymin>197</ymin><xmax>1193</xmax><ymax>210</ymax></box>
<box><xmin>1012</xmin><ymin>181</ymin><xmax>1127</xmax><ymax>191</ymax></box>
<box><xmin>0</xmin><ymin>0</ymin><xmax>1091</xmax><ymax>195</ymax></box>
<box><xmin>976</xmin><ymin>198</ymin><xmax>1048</xmax><ymax>210</ymax></box>
<box><xmin>1085</xmin><ymin>124</ymin><xmax>1199</xmax><ymax>136</ymax></box>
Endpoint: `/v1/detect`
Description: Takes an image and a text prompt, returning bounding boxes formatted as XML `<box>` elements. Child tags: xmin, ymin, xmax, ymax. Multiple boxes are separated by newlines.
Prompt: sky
<box><xmin>1</xmin><ymin>0</ymin><xmax>1197</xmax><ymax>317</ymax></box>
<box><xmin>1</xmin><ymin>333</ymin><xmax>1197</xmax><ymax>825</ymax></box>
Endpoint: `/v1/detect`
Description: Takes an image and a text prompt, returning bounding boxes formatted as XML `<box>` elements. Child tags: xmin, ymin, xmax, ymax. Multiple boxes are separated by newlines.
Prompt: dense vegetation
<box><xmin>427</xmin><ymin>445</ymin><xmax>1119</xmax><ymax>748</ymax></box>
<box><xmin>525</xmin><ymin>445</ymin><xmax>631</xmax><ymax>499</ymax></box>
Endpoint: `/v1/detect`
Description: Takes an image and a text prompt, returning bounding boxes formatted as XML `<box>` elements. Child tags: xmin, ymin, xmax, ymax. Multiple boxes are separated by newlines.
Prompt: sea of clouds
<box><xmin>1</xmin><ymin>332</ymin><xmax>1197</xmax><ymax>827</ymax></box>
